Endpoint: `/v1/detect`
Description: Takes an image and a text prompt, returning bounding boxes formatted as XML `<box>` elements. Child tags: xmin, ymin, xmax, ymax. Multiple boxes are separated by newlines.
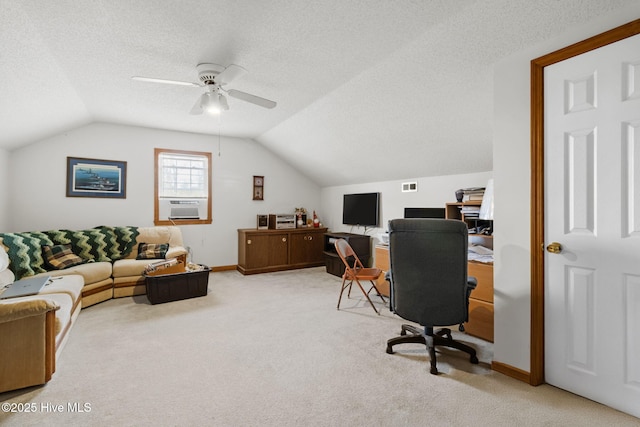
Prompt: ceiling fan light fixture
<box><xmin>219</xmin><ymin>93</ymin><xmax>229</xmax><ymax>111</ymax></box>
<box><xmin>201</xmin><ymin>91</ymin><xmax>223</xmax><ymax>115</ymax></box>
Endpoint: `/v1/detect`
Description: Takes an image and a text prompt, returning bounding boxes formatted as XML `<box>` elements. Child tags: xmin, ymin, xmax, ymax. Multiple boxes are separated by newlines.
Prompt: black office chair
<box><xmin>385</xmin><ymin>218</ymin><xmax>479</xmax><ymax>374</ymax></box>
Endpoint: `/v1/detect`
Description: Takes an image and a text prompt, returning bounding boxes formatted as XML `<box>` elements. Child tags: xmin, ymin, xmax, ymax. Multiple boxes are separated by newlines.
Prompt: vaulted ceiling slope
<box><xmin>1</xmin><ymin>0</ymin><xmax>635</xmax><ymax>186</ymax></box>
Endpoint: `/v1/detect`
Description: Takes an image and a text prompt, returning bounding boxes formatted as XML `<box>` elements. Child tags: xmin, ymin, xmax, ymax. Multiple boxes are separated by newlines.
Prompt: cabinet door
<box><xmin>289</xmin><ymin>231</ymin><xmax>324</xmax><ymax>265</ymax></box>
<box><xmin>244</xmin><ymin>234</ymin><xmax>288</xmax><ymax>268</ymax></box>
<box><xmin>267</xmin><ymin>234</ymin><xmax>289</xmax><ymax>267</ymax></box>
<box><xmin>244</xmin><ymin>234</ymin><xmax>270</xmax><ymax>268</ymax></box>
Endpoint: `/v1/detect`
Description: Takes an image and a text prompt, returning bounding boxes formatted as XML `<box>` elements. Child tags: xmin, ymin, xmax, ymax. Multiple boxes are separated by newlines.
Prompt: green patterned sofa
<box><xmin>0</xmin><ymin>226</ymin><xmax>188</xmax><ymax>307</ymax></box>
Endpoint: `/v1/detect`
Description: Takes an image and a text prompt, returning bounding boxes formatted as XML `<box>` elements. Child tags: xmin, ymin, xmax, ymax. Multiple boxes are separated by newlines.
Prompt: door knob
<box><xmin>546</xmin><ymin>242</ymin><xmax>562</xmax><ymax>254</ymax></box>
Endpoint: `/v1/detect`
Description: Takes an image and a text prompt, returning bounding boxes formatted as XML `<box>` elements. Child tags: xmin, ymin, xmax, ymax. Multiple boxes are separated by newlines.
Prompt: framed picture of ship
<box><xmin>66</xmin><ymin>157</ymin><xmax>127</xmax><ymax>198</ymax></box>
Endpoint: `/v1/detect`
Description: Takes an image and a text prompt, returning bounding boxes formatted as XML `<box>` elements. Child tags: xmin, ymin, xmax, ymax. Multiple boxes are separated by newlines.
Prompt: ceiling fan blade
<box><xmin>132</xmin><ymin>76</ymin><xmax>200</xmax><ymax>87</ymax></box>
<box><xmin>227</xmin><ymin>89</ymin><xmax>277</xmax><ymax>109</ymax></box>
<box><xmin>216</xmin><ymin>64</ymin><xmax>247</xmax><ymax>85</ymax></box>
<box><xmin>189</xmin><ymin>94</ymin><xmax>204</xmax><ymax>115</ymax></box>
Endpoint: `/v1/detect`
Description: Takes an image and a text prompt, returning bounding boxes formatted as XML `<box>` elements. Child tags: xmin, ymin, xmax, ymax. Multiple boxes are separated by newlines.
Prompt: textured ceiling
<box><xmin>1</xmin><ymin>0</ymin><xmax>636</xmax><ymax>186</ymax></box>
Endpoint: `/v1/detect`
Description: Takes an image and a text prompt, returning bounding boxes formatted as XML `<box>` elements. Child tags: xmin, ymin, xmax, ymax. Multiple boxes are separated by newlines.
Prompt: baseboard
<box><xmin>491</xmin><ymin>360</ymin><xmax>532</xmax><ymax>384</ymax></box>
<box><xmin>210</xmin><ymin>265</ymin><xmax>237</xmax><ymax>272</ymax></box>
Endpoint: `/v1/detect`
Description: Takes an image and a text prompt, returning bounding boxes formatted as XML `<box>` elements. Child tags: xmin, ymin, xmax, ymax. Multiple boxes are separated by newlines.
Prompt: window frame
<box><xmin>154</xmin><ymin>148</ymin><xmax>212</xmax><ymax>225</ymax></box>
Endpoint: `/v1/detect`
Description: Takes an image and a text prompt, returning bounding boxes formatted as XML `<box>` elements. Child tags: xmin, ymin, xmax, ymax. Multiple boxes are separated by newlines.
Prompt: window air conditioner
<box><xmin>159</xmin><ymin>199</ymin><xmax>207</xmax><ymax>220</ymax></box>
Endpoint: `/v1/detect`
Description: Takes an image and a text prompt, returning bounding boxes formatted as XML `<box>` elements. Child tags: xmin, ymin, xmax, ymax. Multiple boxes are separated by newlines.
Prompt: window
<box><xmin>154</xmin><ymin>148</ymin><xmax>212</xmax><ymax>225</ymax></box>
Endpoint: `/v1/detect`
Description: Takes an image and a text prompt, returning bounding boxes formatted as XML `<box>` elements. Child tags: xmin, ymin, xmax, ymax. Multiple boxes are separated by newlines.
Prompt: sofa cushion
<box><xmin>41</xmin><ymin>262</ymin><xmax>112</xmax><ymax>286</ymax></box>
<box><xmin>0</xmin><ymin>232</ymin><xmax>55</xmax><ymax>279</ymax></box>
<box><xmin>38</xmin><ymin>274</ymin><xmax>84</xmax><ymax>302</ymax></box>
<box><xmin>112</xmin><ymin>259</ymin><xmax>158</xmax><ymax>278</ymax></box>
<box><xmin>42</xmin><ymin>244</ymin><xmax>84</xmax><ymax>270</ymax></box>
<box><xmin>136</xmin><ymin>243</ymin><xmax>169</xmax><ymax>260</ymax></box>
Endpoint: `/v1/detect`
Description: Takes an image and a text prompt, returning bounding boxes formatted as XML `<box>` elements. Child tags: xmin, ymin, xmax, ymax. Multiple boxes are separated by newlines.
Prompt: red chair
<box><xmin>334</xmin><ymin>238</ymin><xmax>386</xmax><ymax>314</ymax></box>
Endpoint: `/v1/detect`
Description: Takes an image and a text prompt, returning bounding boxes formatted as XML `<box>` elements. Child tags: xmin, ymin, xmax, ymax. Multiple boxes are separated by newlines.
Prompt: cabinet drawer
<box><xmin>466</xmin><ymin>298</ymin><xmax>494</xmax><ymax>342</ymax></box>
<box><xmin>374</xmin><ymin>246</ymin><xmax>390</xmax><ymax>270</ymax></box>
<box><xmin>374</xmin><ymin>246</ymin><xmax>390</xmax><ymax>297</ymax></box>
<box><xmin>468</xmin><ymin>262</ymin><xmax>493</xmax><ymax>303</ymax></box>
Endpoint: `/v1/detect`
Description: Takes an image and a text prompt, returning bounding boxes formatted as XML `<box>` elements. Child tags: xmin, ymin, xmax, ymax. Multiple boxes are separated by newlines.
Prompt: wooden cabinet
<box><xmin>446</xmin><ymin>201</ymin><xmax>494</xmax><ymax>342</ymax></box>
<box><xmin>374</xmin><ymin>245</ymin><xmax>390</xmax><ymax>297</ymax></box>
<box><xmin>237</xmin><ymin>228</ymin><xmax>327</xmax><ymax>275</ymax></box>
<box><xmin>290</xmin><ymin>230</ymin><xmax>325</xmax><ymax>266</ymax></box>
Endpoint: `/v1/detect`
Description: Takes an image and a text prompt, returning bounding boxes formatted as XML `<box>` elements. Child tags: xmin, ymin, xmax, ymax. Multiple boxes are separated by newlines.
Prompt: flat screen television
<box><xmin>343</xmin><ymin>192</ymin><xmax>379</xmax><ymax>227</ymax></box>
<box><xmin>404</xmin><ymin>207</ymin><xmax>446</xmax><ymax>219</ymax></box>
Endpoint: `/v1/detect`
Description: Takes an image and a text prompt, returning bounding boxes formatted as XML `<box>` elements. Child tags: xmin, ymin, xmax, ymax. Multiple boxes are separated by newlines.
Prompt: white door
<box><xmin>544</xmin><ymin>33</ymin><xmax>640</xmax><ymax>418</ymax></box>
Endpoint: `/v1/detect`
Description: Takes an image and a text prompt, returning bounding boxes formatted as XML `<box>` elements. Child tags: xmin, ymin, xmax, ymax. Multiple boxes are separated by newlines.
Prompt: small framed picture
<box><xmin>253</xmin><ymin>175</ymin><xmax>264</xmax><ymax>200</ymax></box>
<box><xmin>66</xmin><ymin>157</ymin><xmax>127</xmax><ymax>198</ymax></box>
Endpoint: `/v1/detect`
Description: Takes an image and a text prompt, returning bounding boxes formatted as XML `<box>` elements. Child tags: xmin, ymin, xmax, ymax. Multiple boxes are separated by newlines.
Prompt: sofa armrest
<box><xmin>0</xmin><ymin>298</ymin><xmax>59</xmax><ymax>324</ymax></box>
<box><xmin>0</xmin><ymin>299</ymin><xmax>59</xmax><ymax>393</ymax></box>
<box><xmin>166</xmin><ymin>246</ymin><xmax>188</xmax><ymax>262</ymax></box>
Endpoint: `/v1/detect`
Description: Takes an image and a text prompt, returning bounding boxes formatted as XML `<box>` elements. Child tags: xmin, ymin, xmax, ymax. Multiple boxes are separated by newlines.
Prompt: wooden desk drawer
<box><xmin>374</xmin><ymin>246</ymin><xmax>390</xmax><ymax>297</ymax></box>
<box><xmin>466</xmin><ymin>298</ymin><xmax>494</xmax><ymax>342</ymax></box>
<box><xmin>468</xmin><ymin>262</ymin><xmax>493</xmax><ymax>303</ymax></box>
<box><xmin>375</xmin><ymin>246</ymin><xmax>389</xmax><ymax>270</ymax></box>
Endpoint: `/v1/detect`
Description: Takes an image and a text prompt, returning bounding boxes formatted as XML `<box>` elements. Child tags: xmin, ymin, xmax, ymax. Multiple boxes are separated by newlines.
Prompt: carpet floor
<box><xmin>1</xmin><ymin>267</ymin><xmax>638</xmax><ymax>426</ymax></box>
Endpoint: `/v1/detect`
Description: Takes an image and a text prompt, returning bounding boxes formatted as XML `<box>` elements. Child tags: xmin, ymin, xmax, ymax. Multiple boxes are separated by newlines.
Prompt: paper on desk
<box><xmin>468</xmin><ymin>244</ymin><xmax>493</xmax><ymax>263</ymax></box>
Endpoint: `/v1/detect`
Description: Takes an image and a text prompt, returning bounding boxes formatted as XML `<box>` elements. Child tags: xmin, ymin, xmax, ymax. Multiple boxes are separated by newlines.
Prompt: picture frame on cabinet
<box><xmin>66</xmin><ymin>157</ymin><xmax>127</xmax><ymax>198</ymax></box>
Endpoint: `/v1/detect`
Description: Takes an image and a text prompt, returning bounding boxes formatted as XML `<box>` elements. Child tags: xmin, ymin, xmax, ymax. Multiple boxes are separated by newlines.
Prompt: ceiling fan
<box><xmin>132</xmin><ymin>63</ymin><xmax>277</xmax><ymax>115</ymax></box>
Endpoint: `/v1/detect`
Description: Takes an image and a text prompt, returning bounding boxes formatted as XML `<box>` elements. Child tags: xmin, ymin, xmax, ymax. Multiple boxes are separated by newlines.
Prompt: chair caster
<box><xmin>459</xmin><ymin>323</ymin><xmax>465</xmax><ymax>332</ymax></box>
<box><xmin>386</xmin><ymin>346</ymin><xmax>394</xmax><ymax>354</ymax></box>
<box><xmin>470</xmin><ymin>355</ymin><xmax>479</xmax><ymax>364</ymax></box>
<box><xmin>430</xmin><ymin>367</ymin><xmax>438</xmax><ymax>375</ymax></box>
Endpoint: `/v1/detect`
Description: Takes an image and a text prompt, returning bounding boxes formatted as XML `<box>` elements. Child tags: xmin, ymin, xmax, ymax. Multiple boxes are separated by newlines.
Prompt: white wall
<box><xmin>492</xmin><ymin>7</ymin><xmax>640</xmax><ymax>372</ymax></box>
<box><xmin>6</xmin><ymin>122</ymin><xmax>321</xmax><ymax>266</ymax></box>
<box><xmin>321</xmin><ymin>171</ymin><xmax>493</xmax><ymax>244</ymax></box>
<box><xmin>0</xmin><ymin>147</ymin><xmax>9</xmax><ymax>231</ymax></box>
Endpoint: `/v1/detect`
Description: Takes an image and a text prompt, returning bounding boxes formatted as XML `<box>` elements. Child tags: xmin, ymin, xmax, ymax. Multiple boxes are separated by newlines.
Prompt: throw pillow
<box><xmin>136</xmin><ymin>243</ymin><xmax>169</xmax><ymax>260</ymax></box>
<box><xmin>42</xmin><ymin>244</ymin><xmax>84</xmax><ymax>270</ymax></box>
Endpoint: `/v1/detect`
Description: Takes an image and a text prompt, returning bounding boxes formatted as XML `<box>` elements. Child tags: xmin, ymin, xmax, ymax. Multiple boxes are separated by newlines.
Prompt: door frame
<box><xmin>530</xmin><ymin>19</ymin><xmax>640</xmax><ymax>386</ymax></box>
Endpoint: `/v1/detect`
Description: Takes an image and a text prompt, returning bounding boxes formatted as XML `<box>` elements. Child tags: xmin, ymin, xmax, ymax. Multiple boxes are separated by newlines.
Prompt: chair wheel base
<box><xmin>386</xmin><ymin>324</ymin><xmax>478</xmax><ymax>373</ymax></box>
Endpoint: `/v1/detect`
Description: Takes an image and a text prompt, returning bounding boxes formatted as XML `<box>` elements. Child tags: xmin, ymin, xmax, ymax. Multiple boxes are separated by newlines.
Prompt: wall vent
<box><xmin>401</xmin><ymin>182</ymin><xmax>418</xmax><ymax>192</ymax></box>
